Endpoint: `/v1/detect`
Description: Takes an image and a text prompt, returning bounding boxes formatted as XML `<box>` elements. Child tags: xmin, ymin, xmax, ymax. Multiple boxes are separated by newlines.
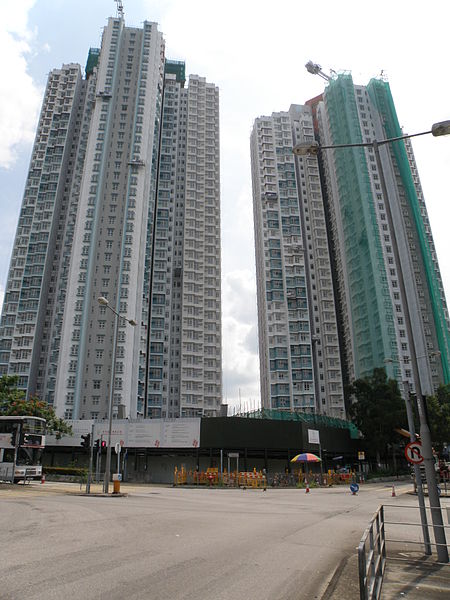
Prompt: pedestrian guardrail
<box><xmin>0</xmin><ymin>465</ymin><xmax>14</xmax><ymax>483</ymax></box>
<box><xmin>412</xmin><ymin>478</ymin><xmax>450</xmax><ymax>497</ymax></box>
<box><xmin>358</xmin><ymin>506</ymin><xmax>386</xmax><ymax>600</ymax></box>
<box><xmin>359</xmin><ymin>503</ymin><xmax>450</xmax><ymax>599</ymax></box>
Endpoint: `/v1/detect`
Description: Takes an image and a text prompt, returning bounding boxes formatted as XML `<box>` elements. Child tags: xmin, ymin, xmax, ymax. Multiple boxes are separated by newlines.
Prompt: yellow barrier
<box><xmin>173</xmin><ymin>467</ymin><xmax>267</xmax><ymax>488</ymax></box>
<box><xmin>173</xmin><ymin>466</ymin><xmax>361</xmax><ymax>488</ymax></box>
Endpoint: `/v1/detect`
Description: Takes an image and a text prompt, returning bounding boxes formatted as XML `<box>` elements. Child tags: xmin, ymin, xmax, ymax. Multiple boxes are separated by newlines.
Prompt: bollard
<box><xmin>112</xmin><ymin>473</ymin><xmax>121</xmax><ymax>494</ymax></box>
<box><xmin>41</xmin><ymin>473</ymin><xmax>45</xmax><ymax>484</ymax></box>
<box><xmin>305</xmin><ymin>480</ymin><xmax>310</xmax><ymax>493</ymax></box>
<box><xmin>391</xmin><ymin>484</ymin><xmax>396</xmax><ymax>497</ymax></box>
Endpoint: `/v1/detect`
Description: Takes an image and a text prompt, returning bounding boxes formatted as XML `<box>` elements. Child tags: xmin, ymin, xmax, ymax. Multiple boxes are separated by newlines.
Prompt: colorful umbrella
<box><xmin>290</xmin><ymin>452</ymin><xmax>321</xmax><ymax>463</ymax></box>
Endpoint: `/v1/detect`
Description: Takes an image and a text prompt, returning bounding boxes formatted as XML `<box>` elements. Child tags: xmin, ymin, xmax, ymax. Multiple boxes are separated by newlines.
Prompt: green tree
<box><xmin>422</xmin><ymin>384</ymin><xmax>450</xmax><ymax>455</ymax></box>
<box><xmin>348</xmin><ymin>368</ymin><xmax>407</xmax><ymax>464</ymax></box>
<box><xmin>0</xmin><ymin>375</ymin><xmax>24</xmax><ymax>405</ymax></box>
<box><xmin>0</xmin><ymin>375</ymin><xmax>72</xmax><ymax>439</ymax></box>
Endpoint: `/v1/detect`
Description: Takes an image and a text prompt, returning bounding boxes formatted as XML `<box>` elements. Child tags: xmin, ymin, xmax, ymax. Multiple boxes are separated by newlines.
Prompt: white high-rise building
<box><xmin>250</xmin><ymin>105</ymin><xmax>345</xmax><ymax>418</ymax></box>
<box><xmin>0</xmin><ymin>61</ymin><xmax>94</xmax><ymax>402</ymax></box>
<box><xmin>0</xmin><ymin>15</ymin><xmax>222</xmax><ymax>420</ymax></box>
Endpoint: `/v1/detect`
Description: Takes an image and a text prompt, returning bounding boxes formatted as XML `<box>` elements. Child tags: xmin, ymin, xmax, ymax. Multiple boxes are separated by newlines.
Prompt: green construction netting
<box><xmin>164</xmin><ymin>60</ymin><xmax>186</xmax><ymax>85</ymax></box>
<box><xmin>85</xmin><ymin>48</ymin><xmax>100</xmax><ymax>78</ymax></box>
<box><xmin>237</xmin><ymin>409</ymin><xmax>359</xmax><ymax>439</ymax></box>
<box><xmin>367</xmin><ymin>78</ymin><xmax>450</xmax><ymax>383</ymax></box>
<box><xmin>325</xmin><ymin>74</ymin><xmax>397</xmax><ymax>378</ymax></box>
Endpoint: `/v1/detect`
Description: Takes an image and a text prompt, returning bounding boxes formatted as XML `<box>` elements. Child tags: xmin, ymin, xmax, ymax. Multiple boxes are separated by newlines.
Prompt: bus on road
<box><xmin>0</xmin><ymin>416</ymin><xmax>46</xmax><ymax>482</ymax></box>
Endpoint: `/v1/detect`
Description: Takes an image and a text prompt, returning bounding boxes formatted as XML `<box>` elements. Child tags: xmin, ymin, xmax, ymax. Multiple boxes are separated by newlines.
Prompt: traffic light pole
<box><xmin>86</xmin><ymin>423</ymin><xmax>95</xmax><ymax>494</ymax></box>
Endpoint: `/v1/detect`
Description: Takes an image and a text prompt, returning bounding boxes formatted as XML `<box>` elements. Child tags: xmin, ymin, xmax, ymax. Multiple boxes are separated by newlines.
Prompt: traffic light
<box><xmin>81</xmin><ymin>434</ymin><xmax>91</xmax><ymax>449</ymax></box>
<box><xmin>101</xmin><ymin>440</ymin><xmax>107</xmax><ymax>451</ymax></box>
<box><xmin>94</xmin><ymin>439</ymin><xmax>100</xmax><ymax>450</ymax></box>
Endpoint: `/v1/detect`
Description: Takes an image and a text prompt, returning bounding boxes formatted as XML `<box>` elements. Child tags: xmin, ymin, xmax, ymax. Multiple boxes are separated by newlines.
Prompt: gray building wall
<box><xmin>250</xmin><ymin>106</ymin><xmax>345</xmax><ymax>418</ymax></box>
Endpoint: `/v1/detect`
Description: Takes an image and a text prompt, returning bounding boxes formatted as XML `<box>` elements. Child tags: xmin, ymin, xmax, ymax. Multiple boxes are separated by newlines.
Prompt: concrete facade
<box><xmin>250</xmin><ymin>105</ymin><xmax>345</xmax><ymax>418</ymax></box>
<box><xmin>0</xmin><ymin>15</ymin><xmax>222</xmax><ymax>421</ymax></box>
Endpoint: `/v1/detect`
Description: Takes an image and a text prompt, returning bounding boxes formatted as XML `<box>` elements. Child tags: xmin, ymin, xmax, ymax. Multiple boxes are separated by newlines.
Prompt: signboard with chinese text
<box><xmin>46</xmin><ymin>418</ymin><xmax>201</xmax><ymax>448</ymax></box>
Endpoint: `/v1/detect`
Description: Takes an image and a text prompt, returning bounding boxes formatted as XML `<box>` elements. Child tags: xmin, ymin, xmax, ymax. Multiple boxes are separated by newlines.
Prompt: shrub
<box><xmin>43</xmin><ymin>466</ymin><xmax>87</xmax><ymax>477</ymax></box>
<box><xmin>365</xmin><ymin>467</ymin><xmax>409</xmax><ymax>480</ymax></box>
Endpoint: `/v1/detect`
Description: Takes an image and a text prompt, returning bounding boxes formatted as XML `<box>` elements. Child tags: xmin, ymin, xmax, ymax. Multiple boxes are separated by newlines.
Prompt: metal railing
<box><xmin>359</xmin><ymin>503</ymin><xmax>450</xmax><ymax>599</ymax></box>
<box><xmin>413</xmin><ymin>478</ymin><xmax>450</xmax><ymax>497</ymax></box>
<box><xmin>358</xmin><ymin>506</ymin><xmax>386</xmax><ymax>600</ymax></box>
<box><xmin>0</xmin><ymin>465</ymin><xmax>14</xmax><ymax>483</ymax></box>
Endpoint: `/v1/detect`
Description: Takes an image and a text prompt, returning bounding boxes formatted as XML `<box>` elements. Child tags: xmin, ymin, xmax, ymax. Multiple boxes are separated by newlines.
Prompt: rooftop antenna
<box><xmin>115</xmin><ymin>0</ymin><xmax>124</xmax><ymax>19</ymax></box>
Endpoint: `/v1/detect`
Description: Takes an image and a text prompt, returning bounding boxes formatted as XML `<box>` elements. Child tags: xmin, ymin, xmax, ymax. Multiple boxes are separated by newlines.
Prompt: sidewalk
<box><xmin>381</xmin><ymin>553</ymin><xmax>450</xmax><ymax>599</ymax></box>
<box><xmin>320</xmin><ymin>552</ymin><xmax>360</xmax><ymax>599</ymax></box>
<box><xmin>321</xmin><ymin>550</ymin><xmax>450</xmax><ymax>599</ymax></box>
<box><xmin>0</xmin><ymin>480</ymin><xmax>166</xmax><ymax>497</ymax></box>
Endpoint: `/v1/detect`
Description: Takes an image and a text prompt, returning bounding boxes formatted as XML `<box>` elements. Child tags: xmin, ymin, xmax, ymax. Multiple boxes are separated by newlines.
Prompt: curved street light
<box><xmin>293</xmin><ymin>120</ymin><xmax>450</xmax><ymax>156</ymax></box>
<box><xmin>294</xmin><ymin>122</ymin><xmax>450</xmax><ymax>562</ymax></box>
<box><xmin>97</xmin><ymin>296</ymin><xmax>136</xmax><ymax>494</ymax></box>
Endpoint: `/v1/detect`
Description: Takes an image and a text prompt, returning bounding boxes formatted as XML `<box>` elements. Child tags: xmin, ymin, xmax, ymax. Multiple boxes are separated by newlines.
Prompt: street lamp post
<box><xmin>98</xmin><ymin>296</ymin><xmax>136</xmax><ymax>494</ymax></box>
<box><xmin>294</xmin><ymin>120</ymin><xmax>450</xmax><ymax>562</ymax></box>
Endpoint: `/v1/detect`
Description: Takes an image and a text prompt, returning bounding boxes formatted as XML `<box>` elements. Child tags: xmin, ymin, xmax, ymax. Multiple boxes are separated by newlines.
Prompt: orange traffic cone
<box><xmin>391</xmin><ymin>484</ymin><xmax>396</xmax><ymax>497</ymax></box>
<box><xmin>41</xmin><ymin>474</ymin><xmax>45</xmax><ymax>485</ymax></box>
<box><xmin>305</xmin><ymin>480</ymin><xmax>310</xmax><ymax>493</ymax></box>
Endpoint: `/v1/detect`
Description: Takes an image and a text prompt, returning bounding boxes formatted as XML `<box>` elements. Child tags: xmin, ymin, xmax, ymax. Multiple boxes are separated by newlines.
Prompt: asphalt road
<box><xmin>0</xmin><ymin>481</ymin><xmax>414</xmax><ymax>600</ymax></box>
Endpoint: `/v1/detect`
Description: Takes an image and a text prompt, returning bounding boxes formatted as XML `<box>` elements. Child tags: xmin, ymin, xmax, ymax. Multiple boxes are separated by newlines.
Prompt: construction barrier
<box><xmin>173</xmin><ymin>467</ymin><xmax>361</xmax><ymax>488</ymax></box>
<box><xmin>173</xmin><ymin>467</ymin><xmax>267</xmax><ymax>488</ymax></box>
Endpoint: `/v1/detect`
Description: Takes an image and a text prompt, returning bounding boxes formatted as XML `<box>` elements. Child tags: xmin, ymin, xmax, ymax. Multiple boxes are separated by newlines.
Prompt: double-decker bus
<box><xmin>0</xmin><ymin>416</ymin><xmax>46</xmax><ymax>482</ymax></box>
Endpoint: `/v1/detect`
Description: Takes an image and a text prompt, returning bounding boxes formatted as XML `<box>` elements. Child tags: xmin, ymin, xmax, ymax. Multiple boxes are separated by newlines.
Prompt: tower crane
<box><xmin>305</xmin><ymin>61</ymin><xmax>334</xmax><ymax>81</ymax></box>
<box><xmin>115</xmin><ymin>0</ymin><xmax>124</xmax><ymax>19</ymax></box>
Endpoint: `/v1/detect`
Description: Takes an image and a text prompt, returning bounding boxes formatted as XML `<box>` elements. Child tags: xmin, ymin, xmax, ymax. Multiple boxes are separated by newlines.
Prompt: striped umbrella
<box><xmin>290</xmin><ymin>452</ymin><xmax>321</xmax><ymax>463</ymax></box>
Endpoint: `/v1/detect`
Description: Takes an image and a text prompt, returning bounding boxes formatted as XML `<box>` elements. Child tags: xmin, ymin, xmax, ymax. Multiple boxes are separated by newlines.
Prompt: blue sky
<box><xmin>1</xmin><ymin>0</ymin><xmax>450</xmax><ymax>411</ymax></box>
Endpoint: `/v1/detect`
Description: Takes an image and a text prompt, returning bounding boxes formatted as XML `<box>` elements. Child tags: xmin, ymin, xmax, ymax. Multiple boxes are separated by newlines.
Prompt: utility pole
<box><xmin>86</xmin><ymin>422</ymin><xmax>95</xmax><ymax>494</ymax></box>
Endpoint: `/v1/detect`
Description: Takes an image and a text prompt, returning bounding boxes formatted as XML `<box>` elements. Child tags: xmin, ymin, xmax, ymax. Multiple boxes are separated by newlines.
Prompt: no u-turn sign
<box><xmin>405</xmin><ymin>441</ymin><xmax>423</xmax><ymax>464</ymax></box>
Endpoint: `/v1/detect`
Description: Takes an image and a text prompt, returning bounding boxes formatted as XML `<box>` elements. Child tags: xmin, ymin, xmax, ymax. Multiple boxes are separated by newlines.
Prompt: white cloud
<box><xmin>222</xmin><ymin>270</ymin><xmax>260</xmax><ymax>412</ymax></box>
<box><xmin>0</xmin><ymin>0</ymin><xmax>42</xmax><ymax>168</ymax></box>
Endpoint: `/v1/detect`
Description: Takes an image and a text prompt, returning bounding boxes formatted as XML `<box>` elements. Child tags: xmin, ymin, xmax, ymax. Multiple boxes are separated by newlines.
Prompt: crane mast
<box><xmin>115</xmin><ymin>0</ymin><xmax>124</xmax><ymax>19</ymax></box>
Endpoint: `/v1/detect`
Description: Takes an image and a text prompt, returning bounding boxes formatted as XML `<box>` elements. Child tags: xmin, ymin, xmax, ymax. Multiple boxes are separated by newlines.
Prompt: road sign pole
<box><xmin>95</xmin><ymin>446</ymin><xmax>100</xmax><ymax>483</ymax></box>
<box><xmin>86</xmin><ymin>422</ymin><xmax>95</xmax><ymax>495</ymax></box>
<box><xmin>403</xmin><ymin>385</ymin><xmax>431</xmax><ymax>555</ymax></box>
<box><xmin>115</xmin><ymin>442</ymin><xmax>121</xmax><ymax>477</ymax></box>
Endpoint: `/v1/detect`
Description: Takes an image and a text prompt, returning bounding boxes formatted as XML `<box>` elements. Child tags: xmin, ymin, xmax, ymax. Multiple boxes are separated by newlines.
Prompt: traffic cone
<box><xmin>305</xmin><ymin>480</ymin><xmax>310</xmax><ymax>493</ymax></box>
<box><xmin>41</xmin><ymin>474</ymin><xmax>45</xmax><ymax>485</ymax></box>
<box><xmin>391</xmin><ymin>484</ymin><xmax>396</xmax><ymax>497</ymax></box>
